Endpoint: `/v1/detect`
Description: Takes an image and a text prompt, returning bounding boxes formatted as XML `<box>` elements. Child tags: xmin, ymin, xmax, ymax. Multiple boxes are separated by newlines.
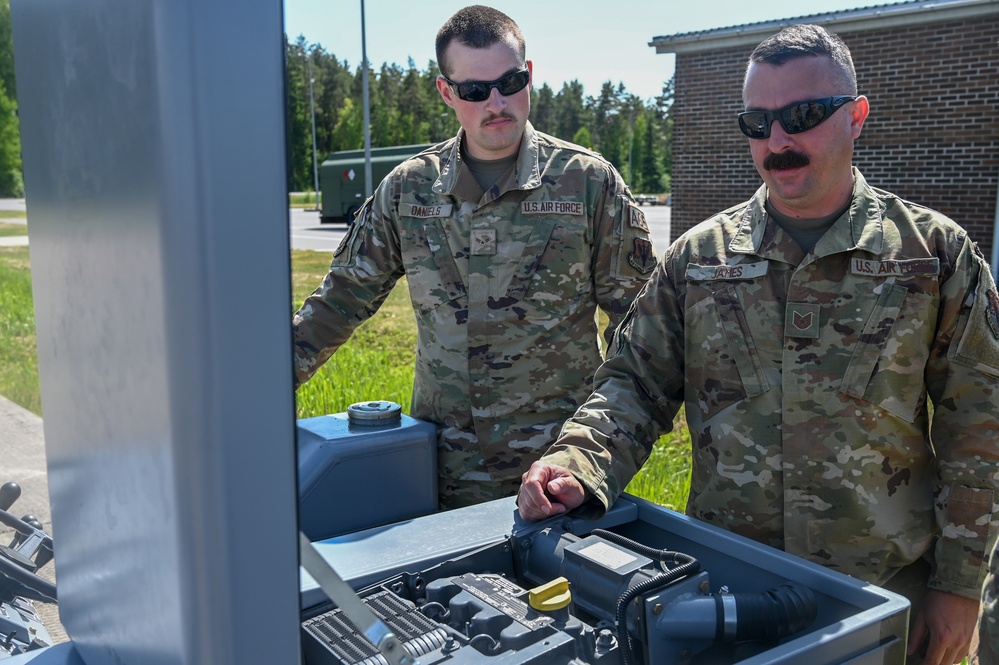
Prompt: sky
<box><xmin>283</xmin><ymin>0</ymin><xmax>912</xmax><ymax>102</ymax></box>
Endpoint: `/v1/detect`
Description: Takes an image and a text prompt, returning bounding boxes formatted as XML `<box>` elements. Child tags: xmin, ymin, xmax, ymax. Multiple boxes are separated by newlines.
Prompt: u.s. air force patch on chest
<box><xmin>628</xmin><ymin>238</ymin><xmax>656</xmax><ymax>274</ymax></box>
<box><xmin>521</xmin><ymin>200</ymin><xmax>584</xmax><ymax>215</ymax></box>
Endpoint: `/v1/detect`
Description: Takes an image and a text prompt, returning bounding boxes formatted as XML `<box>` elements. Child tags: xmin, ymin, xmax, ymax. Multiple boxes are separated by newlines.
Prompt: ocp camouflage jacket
<box><xmin>543</xmin><ymin>169</ymin><xmax>999</xmax><ymax>597</ymax></box>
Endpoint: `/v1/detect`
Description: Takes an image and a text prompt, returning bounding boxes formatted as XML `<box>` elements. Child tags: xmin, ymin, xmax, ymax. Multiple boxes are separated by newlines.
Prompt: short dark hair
<box><xmin>746</xmin><ymin>24</ymin><xmax>858</xmax><ymax>96</ymax></box>
<box><xmin>435</xmin><ymin>5</ymin><xmax>526</xmax><ymax>78</ymax></box>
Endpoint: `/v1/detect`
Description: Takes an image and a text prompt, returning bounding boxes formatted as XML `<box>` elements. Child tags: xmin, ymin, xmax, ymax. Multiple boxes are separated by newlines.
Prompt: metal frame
<box><xmin>10</xmin><ymin>0</ymin><xmax>300</xmax><ymax>662</ymax></box>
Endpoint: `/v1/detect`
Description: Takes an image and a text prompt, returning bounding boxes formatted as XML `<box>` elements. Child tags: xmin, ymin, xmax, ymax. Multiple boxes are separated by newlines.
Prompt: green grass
<box><xmin>289</xmin><ymin>192</ymin><xmax>320</xmax><ymax>208</ymax></box>
<box><xmin>0</xmin><ymin>245</ymin><xmax>691</xmax><ymax>508</ymax></box>
<box><xmin>0</xmin><ymin>246</ymin><xmax>41</xmax><ymax>415</ymax></box>
<box><xmin>0</xmin><ymin>220</ymin><xmax>27</xmax><ymax>236</ymax></box>
<box><xmin>626</xmin><ymin>411</ymin><xmax>691</xmax><ymax>510</ymax></box>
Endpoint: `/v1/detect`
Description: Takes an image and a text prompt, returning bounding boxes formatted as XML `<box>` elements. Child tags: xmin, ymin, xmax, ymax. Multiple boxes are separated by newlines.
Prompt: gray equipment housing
<box><xmin>298</xmin><ymin>402</ymin><xmax>438</xmax><ymax>541</ymax></box>
<box><xmin>301</xmin><ymin>496</ymin><xmax>910</xmax><ymax>665</ymax></box>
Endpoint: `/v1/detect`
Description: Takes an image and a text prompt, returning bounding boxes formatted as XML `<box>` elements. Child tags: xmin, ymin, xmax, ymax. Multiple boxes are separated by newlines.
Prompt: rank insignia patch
<box><xmin>786</xmin><ymin>302</ymin><xmax>820</xmax><ymax>339</ymax></box>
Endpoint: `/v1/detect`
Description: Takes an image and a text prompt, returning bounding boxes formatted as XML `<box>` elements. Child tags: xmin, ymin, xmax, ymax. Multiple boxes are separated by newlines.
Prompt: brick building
<box><xmin>650</xmin><ymin>0</ymin><xmax>999</xmax><ymax>266</ymax></box>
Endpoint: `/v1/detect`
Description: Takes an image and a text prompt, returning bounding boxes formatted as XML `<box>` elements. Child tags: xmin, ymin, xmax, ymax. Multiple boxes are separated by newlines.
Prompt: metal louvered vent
<box><xmin>302</xmin><ymin>589</ymin><xmax>448</xmax><ymax>665</ymax></box>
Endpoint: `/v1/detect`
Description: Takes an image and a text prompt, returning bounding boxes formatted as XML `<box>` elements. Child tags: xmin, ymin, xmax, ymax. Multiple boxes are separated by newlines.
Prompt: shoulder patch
<box><xmin>628</xmin><ymin>205</ymin><xmax>649</xmax><ymax>232</ymax></box>
<box><xmin>950</xmin><ymin>263</ymin><xmax>999</xmax><ymax>377</ymax></box>
<box><xmin>987</xmin><ymin>290</ymin><xmax>999</xmax><ymax>340</ymax></box>
<box><xmin>332</xmin><ymin>232</ymin><xmax>350</xmax><ymax>258</ymax></box>
<box><xmin>627</xmin><ymin>238</ymin><xmax>657</xmax><ymax>274</ymax></box>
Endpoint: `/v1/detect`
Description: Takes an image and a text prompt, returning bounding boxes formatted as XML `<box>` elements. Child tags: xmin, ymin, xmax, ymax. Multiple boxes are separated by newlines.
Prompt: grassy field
<box><xmin>289</xmin><ymin>192</ymin><xmax>320</xmax><ymax>208</ymax></box>
<box><xmin>0</xmin><ymin>246</ymin><xmax>40</xmax><ymax>414</ymax></box>
<box><xmin>0</xmin><ymin>220</ymin><xmax>28</xmax><ymax>236</ymax></box>
<box><xmin>0</xmin><ymin>245</ymin><xmax>691</xmax><ymax>509</ymax></box>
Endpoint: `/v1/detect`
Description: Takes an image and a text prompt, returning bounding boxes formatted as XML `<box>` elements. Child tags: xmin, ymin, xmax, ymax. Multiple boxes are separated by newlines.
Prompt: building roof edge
<box><xmin>649</xmin><ymin>0</ymin><xmax>999</xmax><ymax>54</ymax></box>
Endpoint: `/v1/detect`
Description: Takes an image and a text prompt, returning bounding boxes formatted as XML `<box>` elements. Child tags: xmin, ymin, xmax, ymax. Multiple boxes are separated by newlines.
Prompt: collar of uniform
<box><xmin>729</xmin><ymin>167</ymin><xmax>884</xmax><ymax>258</ymax></box>
<box><xmin>431</xmin><ymin>122</ymin><xmax>543</xmax><ymax>197</ymax></box>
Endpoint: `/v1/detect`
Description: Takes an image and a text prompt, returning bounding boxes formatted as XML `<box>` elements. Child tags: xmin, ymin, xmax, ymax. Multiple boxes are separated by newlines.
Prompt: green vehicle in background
<box><xmin>319</xmin><ymin>143</ymin><xmax>433</xmax><ymax>224</ymax></box>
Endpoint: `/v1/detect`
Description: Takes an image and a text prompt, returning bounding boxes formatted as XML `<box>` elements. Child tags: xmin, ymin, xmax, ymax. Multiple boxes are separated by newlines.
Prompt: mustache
<box><xmin>764</xmin><ymin>150</ymin><xmax>810</xmax><ymax>170</ymax></box>
<box><xmin>482</xmin><ymin>112</ymin><xmax>516</xmax><ymax>126</ymax></box>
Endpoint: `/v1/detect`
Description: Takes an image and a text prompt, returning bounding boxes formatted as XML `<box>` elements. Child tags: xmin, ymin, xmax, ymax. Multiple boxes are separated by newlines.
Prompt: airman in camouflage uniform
<box><xmin>519</xmin><ymin>24</ymin><xmax>998</xmax><ymax>665</ymax></box>
<box><xmin>292</xmin><ymin>6</ymin><xmax>654</xmax><ymax>510</ymax></box>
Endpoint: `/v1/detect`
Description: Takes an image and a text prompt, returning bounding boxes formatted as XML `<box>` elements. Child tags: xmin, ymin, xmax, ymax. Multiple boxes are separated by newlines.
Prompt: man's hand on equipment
<box><xmin>518</xmin><ymin>461</ymin><xmax>588</xmax><ymax>521</ymax></box>
<box><xmin>908</xmin><ymin>589</ymin><xmax>979</xmax><ymax>665</ymax></box>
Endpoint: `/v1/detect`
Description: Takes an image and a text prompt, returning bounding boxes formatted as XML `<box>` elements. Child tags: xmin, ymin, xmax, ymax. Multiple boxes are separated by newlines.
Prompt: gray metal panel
<box><xmin>10</xmin><ymin>1</ymin><xmax>300</xmax><ymax>664</ymax></box>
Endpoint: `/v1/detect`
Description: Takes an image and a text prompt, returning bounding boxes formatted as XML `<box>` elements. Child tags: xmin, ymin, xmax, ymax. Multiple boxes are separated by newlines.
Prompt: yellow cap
<box><xmin>529</xmin><ymin>577</ymin><xmax>572</xmax><ymax>612</ymax></box>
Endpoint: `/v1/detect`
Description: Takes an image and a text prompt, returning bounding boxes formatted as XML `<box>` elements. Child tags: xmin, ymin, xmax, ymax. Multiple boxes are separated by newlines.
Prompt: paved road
<box><xmin>4</xmin><ymin>203</ymin><xmax>672</xmax><ymax>253</ymax></box>
<box><xmin>290</xmin><ymin>203</ymin><xmax>672</xmax><ymax>254</ymax></box>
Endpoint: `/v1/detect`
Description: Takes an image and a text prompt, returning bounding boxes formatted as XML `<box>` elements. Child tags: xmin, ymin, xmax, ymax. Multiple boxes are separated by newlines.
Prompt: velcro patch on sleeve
<box><xmin>952</xmin><ymin>263</ymin><xmax>999</xmax><ymax>377</ymax></box>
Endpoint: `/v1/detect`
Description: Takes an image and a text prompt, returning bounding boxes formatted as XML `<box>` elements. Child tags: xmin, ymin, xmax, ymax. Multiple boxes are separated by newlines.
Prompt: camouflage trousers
<box><xmin>439</xmin><ymin>477</ymin><xmax>522</xmax><ymax>511</ymax></box>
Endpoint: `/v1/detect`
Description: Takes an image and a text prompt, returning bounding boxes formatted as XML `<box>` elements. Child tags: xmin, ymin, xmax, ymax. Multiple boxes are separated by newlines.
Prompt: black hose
<box><xmin>720</xmin><ymin>583</ymin><xmax>817</xmax><ymax>643</ymax></box>
<box><xmin>591</xmin><ymin>529</ymin><xmax>700</xmax><ymax>665</ymax></box>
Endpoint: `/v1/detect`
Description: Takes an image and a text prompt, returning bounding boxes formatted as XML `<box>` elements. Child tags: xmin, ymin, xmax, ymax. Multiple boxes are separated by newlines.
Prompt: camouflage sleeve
<box><xmin>291</xmin><ymin>182</ymin><xmax>404</xmax><ymax>388</ymax></box>
<box><xmin>927</xmin><ymin>237</ymin><xmax>999</xmax><ymax>598</ymax></box>
<box><xmin>980</xmin><ymin>540</ymin><xmax>999</xmax><ymax>663</ymax></box>
<box><xmin>590</xmin><ymin>166</ymin><xmax>657</xmax><ymax>347</ymax></box>
<box><xmin>541</xmin><ymin>256</ymin><xmax>685</xmax><ymax>512</ymax></box>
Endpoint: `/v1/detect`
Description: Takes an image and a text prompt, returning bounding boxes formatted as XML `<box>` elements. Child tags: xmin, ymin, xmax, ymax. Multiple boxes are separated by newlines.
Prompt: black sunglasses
<box><xmin>738</xmin><ymin>95</ymin><xmax>857</xmax><ymax>139</ymax></box>
<box><xmin>441</xmin><ymin>68</ymin><xmax>531</xmax><ymax>103</ymax></box>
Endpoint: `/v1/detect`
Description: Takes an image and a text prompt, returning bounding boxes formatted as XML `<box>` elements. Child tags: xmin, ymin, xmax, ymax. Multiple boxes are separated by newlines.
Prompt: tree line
<box><xmin>0</xmin><ymin>0</ymin><xmax>21</xmax><ymax>198</ymax></box>
<box><xmin>285</xmin><ymin>35</ymin><xmax>674</xmax><ymax>196</ymax></box>
<box><xmin>0</xmin><ymin>12</ymin><xmax>674</xmax><ymax>201</ymax></box>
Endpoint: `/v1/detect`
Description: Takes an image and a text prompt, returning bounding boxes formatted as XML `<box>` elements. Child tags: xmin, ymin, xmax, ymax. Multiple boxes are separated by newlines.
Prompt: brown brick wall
<box><xmin>671</xmin><ymin>14</ymin><xmax>999</xmax><ymax>259</ymax></box>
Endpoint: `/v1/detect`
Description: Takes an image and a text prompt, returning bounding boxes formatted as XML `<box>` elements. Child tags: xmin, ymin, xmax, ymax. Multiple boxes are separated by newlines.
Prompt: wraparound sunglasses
<box><xmin>738</xmin><ymin>95</ymin><xmax>857</xmax><ymax>139</ymax></box>
<box><xmin>441</xmin><ymin>68</ymin><xmax>531</xmax><ymax>103</ymax></box>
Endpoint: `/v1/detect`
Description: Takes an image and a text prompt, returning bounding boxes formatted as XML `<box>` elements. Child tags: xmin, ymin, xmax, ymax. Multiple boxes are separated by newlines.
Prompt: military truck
<box><xmin>319</xmin><ymin>144</ymin><xmax>433</xmax><ymax>224</ymax></box>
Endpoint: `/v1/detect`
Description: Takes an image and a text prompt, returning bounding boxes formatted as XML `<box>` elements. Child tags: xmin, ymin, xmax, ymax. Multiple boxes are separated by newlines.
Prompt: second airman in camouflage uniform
<box><xmin>293</xmin><ymin>6</ymin><xmax>654</xmax><ymax>510</ymax></box>
<box><xmin>519</xmin><ymin>24</ymin><xmax>999</xmax><ymax>665</ymax></box>
<box><xmin>537</xmin><ymin>171</ymin><xmax>999</xmax><ymax>594</ymax></box>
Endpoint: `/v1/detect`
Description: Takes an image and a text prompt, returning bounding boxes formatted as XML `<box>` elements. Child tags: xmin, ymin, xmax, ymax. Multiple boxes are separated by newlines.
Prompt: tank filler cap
<box><xmin>529</xmin><ymin>576</ymin><xmax>572</xmax><ymax>612</ymax></box>
<box><xmin>347</xmin><ymin>400</ymin><xmax>403</xmax><ymax>427</ymax></box>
